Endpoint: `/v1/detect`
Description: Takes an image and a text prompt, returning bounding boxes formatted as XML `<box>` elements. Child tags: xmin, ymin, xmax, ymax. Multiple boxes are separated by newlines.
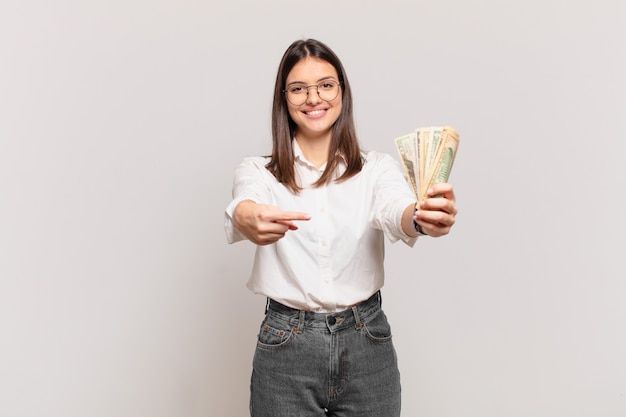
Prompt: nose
<box><xmin>305</xmin><ymin>85</ymin><xmax>322</xmax><ymax>104</ymax></box>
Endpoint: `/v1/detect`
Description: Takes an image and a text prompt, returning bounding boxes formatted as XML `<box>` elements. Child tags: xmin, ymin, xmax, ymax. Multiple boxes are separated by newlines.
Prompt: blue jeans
<box><xmin>250</xmin><ymin>292</ymin><xmax>401</xmax><ymax>417</ymax></box>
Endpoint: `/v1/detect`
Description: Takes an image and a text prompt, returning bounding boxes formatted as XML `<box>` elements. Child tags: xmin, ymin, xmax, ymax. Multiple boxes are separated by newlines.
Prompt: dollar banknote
<box><xmin>394</xmin><ymin>132</ymin><xmax>419</xmax><ymax>199</ymax></box>
<box><xmin>394</xmin><ymin>126</ymin><xmax>459</xmax><ymax>202</ymax></box>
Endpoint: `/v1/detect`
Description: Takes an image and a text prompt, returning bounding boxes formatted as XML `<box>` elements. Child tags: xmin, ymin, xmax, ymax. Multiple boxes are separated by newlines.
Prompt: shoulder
<box><xmin>237</xmin><ymin>155</ymin><xmax>270</xmax><ymax>167</ymax></box>
<box><xmin>232</xmin><ymin>156</ymin><xmax>274</xmax><ymax>179</ymax></box>
<box><xmin>234</xmin><ymin>156</ymin><xmax>272</xmax><ymax>173</ymax></box>
<box><xmin>362</xmin><ymin>150</ymin><xmax>400</xmax><ymax>170</ymax></box>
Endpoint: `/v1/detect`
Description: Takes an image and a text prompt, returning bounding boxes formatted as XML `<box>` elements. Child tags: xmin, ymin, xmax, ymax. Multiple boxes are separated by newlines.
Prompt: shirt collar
<box><xmin>292</xmin><ymin>138</ymin><xmax>347</xmax><ymax>172</ymax></box>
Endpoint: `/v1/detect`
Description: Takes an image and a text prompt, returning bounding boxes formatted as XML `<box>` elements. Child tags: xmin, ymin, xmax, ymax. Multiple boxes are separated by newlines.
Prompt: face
<box><xmin>285</xmin><ymin>57</ymin><xmax>342</xmax><ymax>141</ymax></box>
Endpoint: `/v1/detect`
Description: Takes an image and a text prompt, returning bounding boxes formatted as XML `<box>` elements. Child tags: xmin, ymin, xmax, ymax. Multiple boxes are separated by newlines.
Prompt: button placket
<box><xmin>315</xmin><ymin>187</ymin><xmax>333</xmax><ymax>286</ymax></box>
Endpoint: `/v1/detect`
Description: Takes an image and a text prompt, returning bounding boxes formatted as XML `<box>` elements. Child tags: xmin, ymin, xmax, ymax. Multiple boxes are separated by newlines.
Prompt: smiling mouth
<box><xmin>304</xmin><ymin>109</ymin><xmax>326</xmax><ymax>116</ymax></box>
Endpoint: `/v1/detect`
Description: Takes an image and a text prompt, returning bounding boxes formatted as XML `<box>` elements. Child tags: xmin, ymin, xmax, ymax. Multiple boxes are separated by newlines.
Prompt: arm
<box><xmin>225</xmin><ymin>157</ymin><xmax>309</xmax><ymax>244</ymax></box>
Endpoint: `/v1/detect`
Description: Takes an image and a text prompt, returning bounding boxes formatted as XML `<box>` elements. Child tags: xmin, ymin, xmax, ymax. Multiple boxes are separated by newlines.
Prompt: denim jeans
<box><xmin>250</xmin><ymin>292</ymin><xmax>401</xmax><ymax>417</ymax></box>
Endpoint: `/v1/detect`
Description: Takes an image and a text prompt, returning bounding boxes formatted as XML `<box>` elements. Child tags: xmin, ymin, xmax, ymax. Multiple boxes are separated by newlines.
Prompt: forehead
<box><xmin>286</xmin><ymin>57</ymin><xmax>338</xmax><ymax>83</ymax></box>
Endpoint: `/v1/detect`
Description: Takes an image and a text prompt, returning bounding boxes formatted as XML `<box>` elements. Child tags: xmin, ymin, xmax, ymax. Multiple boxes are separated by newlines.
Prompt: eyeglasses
<box><xmin>283</xmin><ymin>79</ymin><xmax>341</xmax><ymax>105</ymax></box>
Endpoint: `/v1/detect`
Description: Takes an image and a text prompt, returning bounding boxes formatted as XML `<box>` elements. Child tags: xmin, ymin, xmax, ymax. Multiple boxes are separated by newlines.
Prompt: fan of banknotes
<box><xmin>394</xmin><ymin>126</ymin><xmax>460</xmax><ymax>202</ymax></box>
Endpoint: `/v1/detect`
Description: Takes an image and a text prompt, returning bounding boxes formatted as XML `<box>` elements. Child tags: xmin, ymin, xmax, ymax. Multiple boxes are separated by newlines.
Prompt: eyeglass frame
<box><xmin>282</xmin><ymin>78</ymin><xmax>343</xmax><ymax>105</ymax></box>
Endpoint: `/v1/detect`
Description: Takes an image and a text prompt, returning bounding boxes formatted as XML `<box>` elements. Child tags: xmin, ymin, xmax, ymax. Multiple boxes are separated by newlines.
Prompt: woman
<box><xmin>225</xmin><ymin>38</ymin><xmax>457</xmax><ymax>417</ymax></box>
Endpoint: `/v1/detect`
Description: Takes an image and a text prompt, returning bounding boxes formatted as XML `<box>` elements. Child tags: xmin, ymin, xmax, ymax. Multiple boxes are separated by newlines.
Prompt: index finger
<box><xmin>427</xmin><ymin>183</ymin><xmax>455</xmax><ymax>201</ymax></box>
<box><xmin>270</xmin><ymin>211</ymin><xmax>312</xmax><ymax>222</ymax></box>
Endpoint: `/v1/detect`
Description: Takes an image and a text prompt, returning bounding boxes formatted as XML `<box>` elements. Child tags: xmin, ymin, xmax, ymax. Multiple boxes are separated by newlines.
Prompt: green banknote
<box><xmin>394</xmin><ymin>131</ymin><xmax>419</xmax><ymax>199</ymax></box>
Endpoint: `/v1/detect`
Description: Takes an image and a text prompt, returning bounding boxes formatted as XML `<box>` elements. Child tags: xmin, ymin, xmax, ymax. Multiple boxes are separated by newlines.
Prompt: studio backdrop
<box><xmin>1</xmin><ymin>1</ymin><xmax>625</xmax><ymax>416</ymax></box>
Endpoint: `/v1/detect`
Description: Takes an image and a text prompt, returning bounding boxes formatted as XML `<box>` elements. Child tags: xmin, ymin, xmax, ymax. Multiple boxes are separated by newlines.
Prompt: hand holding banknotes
<box><xmin>396</xmin><ymin>126</ymin><xmax>460</xmax><ymax>238</ymax></box>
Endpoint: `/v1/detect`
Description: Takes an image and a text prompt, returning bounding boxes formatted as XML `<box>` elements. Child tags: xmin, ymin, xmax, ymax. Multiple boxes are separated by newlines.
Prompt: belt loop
<box><xmin>296</xmin><ymin>310</ymin><xmax>306</xmax><ymax>333</ymax></box>
<box><xmin>352</xmin><ymin>305</ymin><xmax>363</xmax><ymax>330</ymax></box>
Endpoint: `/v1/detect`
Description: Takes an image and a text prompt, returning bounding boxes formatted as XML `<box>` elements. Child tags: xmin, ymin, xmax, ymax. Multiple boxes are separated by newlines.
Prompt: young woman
<box><xmin>225</xmin><ymin>38</ymin><xmax>457</xmax><ymax>417</ymax></box>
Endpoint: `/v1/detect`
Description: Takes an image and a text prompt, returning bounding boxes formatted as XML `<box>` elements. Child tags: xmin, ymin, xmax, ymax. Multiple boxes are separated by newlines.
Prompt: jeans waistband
<box><xmin>265</xmin><ymin>291</ymin><xmax>382</xmax><ymax>332</ymax></box>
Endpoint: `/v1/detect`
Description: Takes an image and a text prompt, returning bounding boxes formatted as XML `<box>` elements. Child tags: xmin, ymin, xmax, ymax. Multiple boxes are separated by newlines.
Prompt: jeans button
<box><xmin>328</xmin><ymin>316</ymin><xmax>336</xmax><ymax>325</ymax></box>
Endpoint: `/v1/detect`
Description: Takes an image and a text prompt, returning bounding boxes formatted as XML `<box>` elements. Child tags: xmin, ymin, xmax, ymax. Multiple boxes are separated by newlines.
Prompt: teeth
<box><xmin>306</xmin><ymin>109</ymin><xmax>325</xmax><ymax>116</ymax></box>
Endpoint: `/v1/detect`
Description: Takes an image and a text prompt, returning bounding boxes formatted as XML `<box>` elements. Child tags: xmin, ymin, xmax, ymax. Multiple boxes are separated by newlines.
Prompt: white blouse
<box><xmin>224</xmin><ymin>141</ymin><xmax>417</xmax><ymax>312</ymax></box>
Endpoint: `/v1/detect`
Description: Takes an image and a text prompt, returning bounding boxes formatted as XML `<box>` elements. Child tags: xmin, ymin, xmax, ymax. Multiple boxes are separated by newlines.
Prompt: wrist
<box><xmin>413</xmin><ymin>205</ymin><xmax>427</xmax><ymax>236</ymax></box>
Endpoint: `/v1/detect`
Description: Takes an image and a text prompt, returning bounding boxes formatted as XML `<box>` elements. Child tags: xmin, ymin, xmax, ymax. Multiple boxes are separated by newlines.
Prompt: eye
<box><xmin>288</xmin><ymin>84</ymin><xmax>306</xmax><ymax>94</ymax></box>
<box><xmin>319</xmin><ymin>81</ymin><xmax>337</xmax><ymax>90</ymax></box>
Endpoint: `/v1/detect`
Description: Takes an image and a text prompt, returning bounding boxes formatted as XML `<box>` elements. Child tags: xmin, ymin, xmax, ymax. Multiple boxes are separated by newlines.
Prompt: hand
<box><xmin>414</xmin><ymin>183</ymin><xmax>457</xmax><ymax>238</ymax></box>
<box><xmin>233</xmin><ymin>200</ymin><xmax>311</xmax><ymax>245</ymax></box>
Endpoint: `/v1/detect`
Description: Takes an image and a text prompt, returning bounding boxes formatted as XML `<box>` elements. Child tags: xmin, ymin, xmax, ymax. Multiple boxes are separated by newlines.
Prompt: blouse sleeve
<box><xmin>369</xmin><ymin>152</ymin><xmax>418</xmax><ymax>247</ymax></box>
<box><xmin>224</xmin><ymin>157</ymin><xmax>272</xmax><ymax>244</ymax></box>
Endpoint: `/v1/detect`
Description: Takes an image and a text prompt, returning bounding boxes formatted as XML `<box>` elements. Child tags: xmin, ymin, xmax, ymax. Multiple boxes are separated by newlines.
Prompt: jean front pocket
<box><xmin>363</xmin><ymin>310</ymin><xmax>393</xmax><ymax>343</ymax></box>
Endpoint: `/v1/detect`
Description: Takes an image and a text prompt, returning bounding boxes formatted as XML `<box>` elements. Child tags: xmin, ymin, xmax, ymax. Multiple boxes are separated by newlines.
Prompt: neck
<box><xmin>295</xmin><ymin>135</ymin><xmax>331</xmax><ymax>168</ymax></box>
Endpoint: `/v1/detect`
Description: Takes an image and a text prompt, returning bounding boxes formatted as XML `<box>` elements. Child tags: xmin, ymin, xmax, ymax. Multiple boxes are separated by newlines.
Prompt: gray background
<box><xmin>1</xmin><ymin>1</ymin><xmax>625</xmax><ymax>416</ymax></box>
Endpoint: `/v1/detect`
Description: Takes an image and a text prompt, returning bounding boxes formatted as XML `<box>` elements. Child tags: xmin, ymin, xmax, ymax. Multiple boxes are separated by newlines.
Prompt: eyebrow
<box><xmin>286</xmin><ymin>76</ymin><xmax>338</xmax><ymax>86</ymax></box>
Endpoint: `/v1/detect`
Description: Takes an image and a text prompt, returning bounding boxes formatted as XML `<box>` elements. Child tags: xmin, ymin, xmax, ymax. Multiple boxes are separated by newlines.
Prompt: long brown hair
<box><xmin>266</xmin><ymin>39</ymin><xmax>363</xmax><ymax>194</ymax></box>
